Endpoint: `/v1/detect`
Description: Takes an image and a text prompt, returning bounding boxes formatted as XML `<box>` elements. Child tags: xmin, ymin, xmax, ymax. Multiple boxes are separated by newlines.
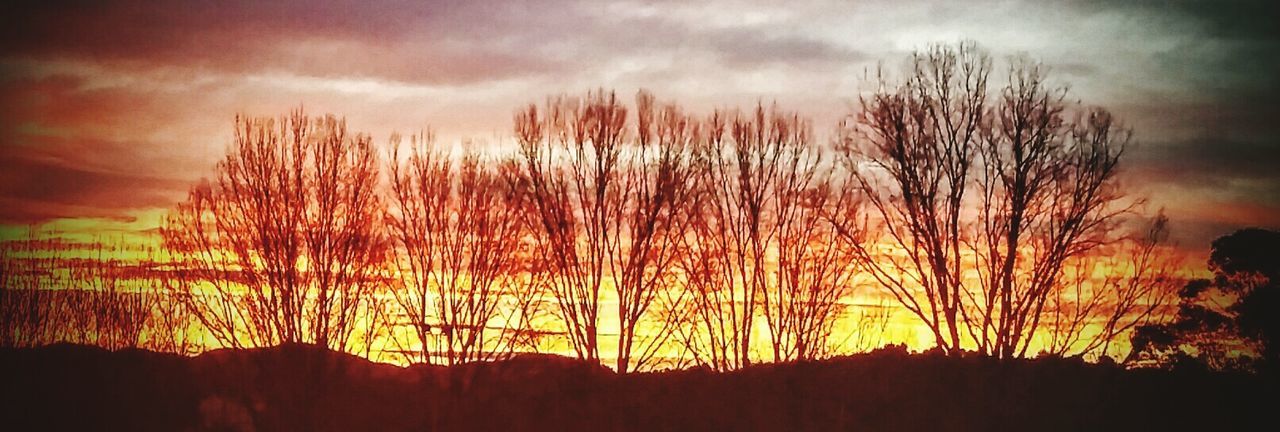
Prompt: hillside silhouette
<box><xmin>2</xmin><ymin>344</ymin><xmax>1271</xmax><ymax>431</ymax></box>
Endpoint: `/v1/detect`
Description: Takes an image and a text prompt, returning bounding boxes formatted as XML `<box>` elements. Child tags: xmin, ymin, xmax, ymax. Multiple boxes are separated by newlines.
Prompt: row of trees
<box><xmin>0</xmin><ymin>240</ymin><xmax>195</xmax><ymax>352</ymax></box>
<box><xmin>3</xmin><ymin>42</ymin><xmax>1182</xmax><ymax>371</ymax></box>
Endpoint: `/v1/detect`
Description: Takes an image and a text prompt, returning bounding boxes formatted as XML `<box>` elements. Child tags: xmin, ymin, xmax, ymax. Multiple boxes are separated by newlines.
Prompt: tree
<box><xmin>386</xmin><ymin>134</ymin><xmax>528</xmax><ymax>365</ymax></box>
<box><xmin>512</xmin><ymin>90</ymin><xmax>627</xmax><ymax>364</ymax></box>
<box><xmin>148</xmin><ymin>277</ymin><xmax>198</xmax><ymax>354</ymax></box>
<box><xmin>1043</xmin><ymin>213</ymin><xmax>1182</xmax><ymax>359</ymax></box>
<box><xmin>836</xmin><ymin>41</ymin><xmax>1146</xmax><ymax>359</ymax></box>
<box><xmin>69</xmin><ymin>248</ymin><xmax>157</xmax><ymax>351</ymax></box>
<box><xmin>677</xmin><ymin>104</ymin><xmax>820</xmax><ymax>370</ymax></box>
<box><xmin>2</xmin><ymin>236</ymin><xmax>195</xmax><ymax>353</ymax></box>
<box><xmin>1128</xmin><ymin>228</ymin><xmax>1280</xmax><ymax>370</ymax></box>
<box><xmin>969</xmin><ymin>59</ymin><xmax>1131</xmax><ymax>358</ymax></box>
<box><xmin>611</xmin><ymin>91</ymin><xmax>699</xmax><ymax>373</ymax></box>
<box><xmin>162</xmin><ymin>111</ymin><xmax>387</xmax><ymax>352</ymax></box>
<box><xmin>511</xmin><ymin>89</ymin><xmax>698</xmax><ymax>371</ymax></box>
<box><xmin>833</xmin><ymin>42</ymin><xmax>989</xmax><ymax>355</ymax></box>
<box><xmin>0</xmin><ymin>234</ymin><xmax>63</xmax><ymax>348</ymax></box>
<box><xmin>766</xmin><ymin>174</ymin><xmax>861</xmax><ymax>361</ymax></box>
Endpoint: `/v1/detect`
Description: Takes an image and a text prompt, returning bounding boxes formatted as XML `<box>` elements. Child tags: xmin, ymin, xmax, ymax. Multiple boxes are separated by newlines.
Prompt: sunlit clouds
<box><xmin>1</xmin><ymin>0</ymin><xmax>1276</xmax><ymax>255</ymax></box>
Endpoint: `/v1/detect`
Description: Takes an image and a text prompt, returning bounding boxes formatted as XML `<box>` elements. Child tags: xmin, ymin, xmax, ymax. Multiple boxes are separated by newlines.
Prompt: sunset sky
<box><xmin>1</xmin><ymin>0</ymin><xmax>1277</xmax><ymax>255</ymax></box>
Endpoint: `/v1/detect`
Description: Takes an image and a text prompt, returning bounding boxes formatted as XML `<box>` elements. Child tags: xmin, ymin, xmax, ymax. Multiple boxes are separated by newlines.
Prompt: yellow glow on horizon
<box><xmin>2</xmin><ymin>205</ymin><xmax>1207</xmax><ymax>370</ymax></box>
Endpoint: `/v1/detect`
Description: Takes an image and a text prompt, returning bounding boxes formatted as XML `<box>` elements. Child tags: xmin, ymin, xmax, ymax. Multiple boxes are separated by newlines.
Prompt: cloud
<box><xmin>1076</xmin><ymin>0</ymin><xmax>1280</xmax><ymax>42</ymax></box>
<box><xmin>0</xmin><ymin>73</ymin><xmax>209</xmax><ymax>223</ymax></box>
<box><xmin>1134</xmin><ymin>138</ymin><xmax>1280</xmax><ymax>186</ymax></box>
<box><xmin>0</xmin><ymin>0</ymin><xmax>875</xmax><ymax>88</ymax></box>
<box><xmin>0</xmin><ymin>137</ymin><xmax>190</xmax><ymax>223</ymax></box>
<box><xmin>0</xmin><ymin>0</ymin><xmax>1275</xmax><ymax>249</ymax></box>
<box><xmin>706</xmin><ymin>28</ymin><xmax>866</xmax><ymax>67</ymax></box>
<box><xmin>0</xmin><ymin>0</ymin><xmax>576</xmax><ymax>86</ymax></box>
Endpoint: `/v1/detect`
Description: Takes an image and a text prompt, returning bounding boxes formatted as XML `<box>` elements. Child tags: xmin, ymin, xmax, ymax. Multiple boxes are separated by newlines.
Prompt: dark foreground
<box><xmin>1</xmin><ymin>344</ymin><xmax>1272</xmax><ymax>431</ymax></box>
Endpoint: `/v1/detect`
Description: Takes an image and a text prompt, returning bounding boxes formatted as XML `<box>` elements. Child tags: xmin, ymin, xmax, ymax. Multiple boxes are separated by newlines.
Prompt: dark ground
<box><xmin>1</xmin><ymin>344</ymin><xmax>1273</xmax><ymax>431</ymax></box>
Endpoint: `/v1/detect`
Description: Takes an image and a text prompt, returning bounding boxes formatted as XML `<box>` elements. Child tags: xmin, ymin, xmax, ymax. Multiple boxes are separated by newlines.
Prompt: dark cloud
<box><xmin>1049</xmin><ymin>62</ymin><xmax>1099</xmax><ymax>79</ymax></box>
<box><xmin>0</xmin><ymin>73</ymin><xmax>204</xmax><ymax>223</ymax></box>
<box><xmin>0</xmin><ymin>0</ymin><xmax>574</xmax><ymax>85</ymax></box>
<box><xmin>0</xmin><ymin>140</ymin><xmax>189</xmax><ymax>223</ymax></box>
<box><xmin>1123</xmin><ymin>133</ymin><xmax>1280</xmax><ymax>248</ymax></box>
<box><xmin>1157</xmin><ymin>0</ymin><xmax>1279</xmax><ymax>41</ymax></box>
<box><xmin>0</xmin><ymin>0</ymin><xmax>1274</xmax><ymax>245</ymax></box>
<box><xmin>1074</xmin><ymin>0</ymin><xmax>1279</xmax><ymax>39</ymax></box>
<box><xmin>708</xmin><ymin>28</ymin><xmax>866</xmax><ymax>67</ymax></box>
<box><xmin>1069</xmin><ymin>0</ymin><xmax>1280</xmax><ymax>243</ymax></box>
<box><xmin>1079</xmin><ymin>0</ymin><xmax>1280</xmax><ymax>104</ymax></box>
<box><xmin>1128</xmin><ymin>136</ymin><xmax>1280</xmax><ymax>209</ymax></box>
<box><xmin>0</xmin><ymin>0</ymin><xmax>869</xmax><ymax>86</ymax></box>
<box><xmin>615</xmin><ymin>14</ymin><xmax>867</xmax><ymax>69</ymax></box>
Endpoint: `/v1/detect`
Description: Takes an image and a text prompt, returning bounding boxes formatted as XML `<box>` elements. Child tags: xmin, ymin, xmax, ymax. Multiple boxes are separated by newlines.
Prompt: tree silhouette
<box><xmin>68</xmin><ymin>249</ymin><xmax>156</xmax><ymax>351</ymax></box>
<box><xmin>3</xmin><ymin>44</ymin><xmax>1209</xmax><ymax>370</ymax></box>
<box><xmin>1128</xmin><ymin>228</ymin><xmax>1280</xmax><ymax>369</ymax></box>
<box><xmin>762</xmin><ymin>132</ymin><xmax>857</xmax><ymax>362</ymax></box>
<box><xmin>676</xmin><ymin>104</ymin><xmax>825</xmax><ymax>369</ymax></box>
<box><xmin>511</xmin><ymin>90</ymin><xmax>699</xmax><ymax>371</ymax></box>
<box><xmin>1043</xmin><ymin>213</ymin><xmax>1181</xmax><ymax>359</ymax></box>
<box><xmin>833</xmin><ymin>42</ymin><xmax>988</xmax><ymax>355</ymax></box>
<box><xmin>512</xmin><ymin>90</ymin><xmax>628</xmax><ymax>364</ymax></box>
<box><xmin>835</xmin><ymin>41</ymin><xmax>1152</xmax><ymax>358</ymax></box>
<box><xmin>2</xmin><ymin>236</ymin><xmax>196</xmax><ymax>353</ymax></box>
<box><xmin>969</xmin><ymin>59</ymin><xmax>1131</xmax><ymax>359</ymax></box>
<box><xmin>611</xmin><ymin>91</ymin><xmax>699</xmax><ymax>373</ymax></box>
<box><xmin>386</xmin><ymin>134</ymin><xmax>529</xmax><ymax>365</ymax></box>
<box><xmin>162</xmin><ymin>111</ymin><xmax>387</xmax><ymax>352</ymax></box>
<box><xmin>0</xmin><ymin>235</ymin><xmax>63</xmax><ymax>348</ymax></box>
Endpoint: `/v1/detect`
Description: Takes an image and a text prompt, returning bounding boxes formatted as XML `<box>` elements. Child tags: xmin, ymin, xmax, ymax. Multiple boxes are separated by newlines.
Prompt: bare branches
<box><xmin>612</xmin><ymin>91</ymin><xmax>699</xmax><ymax>373</ymax></box>
<box><xmin>1</xmin><ymin>237</ymin><xmax>196</xmax><ymax>354</ymax></box>
<box><xmin>835</xmin><ymin>41</ymin><xmax>990</xmax><ymax>355</ymax></box>
<box><xmin>678</xmin><ymin>104</ymin><xmax>815</xmax><ymax>369</ymax></box>
<box><xmin>834</xmin><ymin>42</ymin><xmax>1156</xmax><ymax>359</ymax></box>
<box><xmin>1</xmin><ymin>235</ymin><xmax>59</xmax><ymax>348</ymax></box>
<box><xmin>5</xmin><ymin>53</ymin><xmax>1166</xmax><ymax>368</ymax></box>
<box><xmin>512</xmin><ymin>90</ymin><xmax>627</xmax><ymax>364</ymax></box>
<box><xmin>162</xmin><ymin>111</ymin><xmax>387</xmax><ymax>353</ymax></box>
<box><xmin>971</xmin><ymin>59</ymin><xmax>1131</xmax><ymax>358</ymax></box>
<box><xmin>764</xmin><ymin>146</ymin><xmax>858</xmax><ymax>361</ymax></box>
<box><xmin>1045</xmin><ymin>213</ymin><xmax>1182</xmax><ymax>359</ymax></box>
<box><xmin>385</xmin><ymin>132</ymin><xmax>445</xmax><ymax>363</ymax></box>
<box><xmin>387</xmin><ymin>134</ymin><xmax>527</xmax><ymax>365</ymax></box>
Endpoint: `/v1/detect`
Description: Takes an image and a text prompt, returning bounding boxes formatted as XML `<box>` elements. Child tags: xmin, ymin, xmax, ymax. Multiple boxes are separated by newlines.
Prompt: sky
<box><xmin>1</xmin><ymin>0</ymin><xmax>1278</xmax><ymax>255</ymax></box>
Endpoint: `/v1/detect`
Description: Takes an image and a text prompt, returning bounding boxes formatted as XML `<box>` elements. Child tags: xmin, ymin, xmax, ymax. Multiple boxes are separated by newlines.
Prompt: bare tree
<box><xmin>1045</xmin><ymin>213</ymin><xmax>1181</xmax><ymax>359</ymax></box>
<box><xmin>678</xmin><ymin>104</ymin><xmax>817</xmax><ymax>369</ymax></box>
<box><xmin>610</xmin><ymin>91</ymin><xmax>699</xmax><ymax>373</ymax></box>
<box><xmin>385</xmin><ymin>133</ymin><xmax>445</xmax><ymax>364</ymax></box>
<box><xmin>969</xmin><ymin>59</ymin><xmax>1131</xmax><ymax>358</ymax></box>
<box><xmin>0</xmin><ymin>235</ymin><xmax>62</xmax><ymax>348</ymax></box>
<box><xmin>162</xmin><ymin>111</ymin><xmax>387</xmax><ymax>352</ymax></box>
<box><xmin>512</xmin><ymin>90</ymin><xmax>627</xmax><ymax>364</ymax></box>
<box><xmin>764</xmin><ymin>155</ymin><xmax>859</xmax><ymax>361</ymax></box>
<box><xmin>147</xmin><ymin>279</ymin><xmax>198</xmax><ymax>354</ymax></box>
<box><xmin>387</xmin><ymin>134</ymin><xmax>527</xmax><ymax>365</ymax></box>
<box><xmin>488</xmin><ymin>158</ymin><xmax>558</xmax><ymax>359</ymax></box>
<box><xmin>69</xmin><ymin>248</ymin><xmax>157</xmax><ymax>351</ymax></box>
<box><xmin>2</xmin><ymin>235</ymin><xmax>198</xmax><ymax>354</ymax></box>
<box><xmin>834</xmin><ymin>42</ymin><xmax>990</xmax><ymax>355</ymax></box>
<box><xmin>835</xmin><ymin>42</ymin><xmax>1143</xmax><ymax>359</ymax></box>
